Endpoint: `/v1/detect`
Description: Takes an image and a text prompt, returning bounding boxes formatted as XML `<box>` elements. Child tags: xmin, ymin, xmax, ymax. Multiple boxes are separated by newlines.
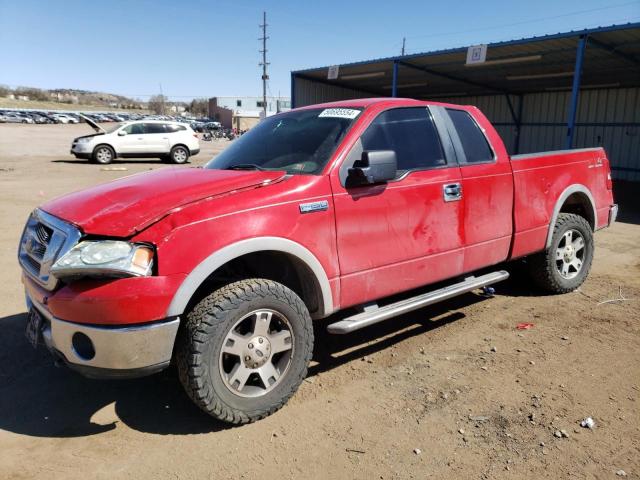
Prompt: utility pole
<box><xmin>401</xmin><ymin>37</ymin><xmax>406</xmax><ymax>56</ymax></box>
<box><xmin>259</xmin><ymin>11</ymin><xmax>269</xmax><ymax>119</ymax></box>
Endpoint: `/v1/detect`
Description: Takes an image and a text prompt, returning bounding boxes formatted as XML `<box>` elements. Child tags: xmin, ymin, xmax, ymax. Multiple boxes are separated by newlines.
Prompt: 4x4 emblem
<box><xmin>299</xmin><ymin>200</ymin><xmax>329</xmax><ymax>214</ymax></box>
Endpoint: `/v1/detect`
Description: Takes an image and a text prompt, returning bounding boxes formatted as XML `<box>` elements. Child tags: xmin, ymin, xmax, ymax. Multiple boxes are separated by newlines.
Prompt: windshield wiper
<box><xmin>225</xmin><ymin>163</ymin><xmax>266</xmax><ymax>171</ymax></box>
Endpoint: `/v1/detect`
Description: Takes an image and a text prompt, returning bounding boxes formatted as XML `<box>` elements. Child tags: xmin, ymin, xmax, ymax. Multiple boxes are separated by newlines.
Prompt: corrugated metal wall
<box><xmin>293</xmin><ymin>77</ymin><xmax>372</xmax><ymax>108</ymax></box>
<box><xmin>433</xmin><ymin>88</ymin><xmax>640</xmax><ymax>182</ymax></box>
<box><xmin>294</xmin><ymin>77</ymin><xmax>640</xmax><ymax>181</ymax></box>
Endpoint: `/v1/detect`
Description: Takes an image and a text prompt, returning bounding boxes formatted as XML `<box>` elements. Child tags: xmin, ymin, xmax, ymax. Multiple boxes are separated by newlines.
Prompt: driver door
<box><xmin>331</xmin><ymin>107</ymin><xmax>464</xmax><ymax>309</ymax></box>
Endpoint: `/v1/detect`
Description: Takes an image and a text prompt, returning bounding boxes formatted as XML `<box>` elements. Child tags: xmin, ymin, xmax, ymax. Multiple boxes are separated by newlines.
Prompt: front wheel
<box><xmin>170</xmin><ymin>145</ymin><xmax>189</xmax><ymax>164</ymax></box>
<box><xmin>527</xmin><ymin>213</ymin><xmax>594</xmax><ymax>293</ymax></box>
<box><xmin>92</xmin><ymin>145</ymin><xmax>115</xmax><ymax>164</ymax></box>
<box><xmin>176</xmin><ymin>279</ymin><xmax>314</xmax><ymax>424</ymax></box>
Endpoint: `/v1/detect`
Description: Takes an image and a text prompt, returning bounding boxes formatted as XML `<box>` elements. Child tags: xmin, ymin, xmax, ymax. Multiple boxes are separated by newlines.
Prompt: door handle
<box><xmin>443</xmin><ymin>183</ymin><xmax>462</xmax><ymax>202</ymax></box>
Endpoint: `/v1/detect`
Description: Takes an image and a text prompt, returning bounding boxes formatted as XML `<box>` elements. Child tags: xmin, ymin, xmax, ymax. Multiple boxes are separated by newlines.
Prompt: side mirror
<box><xmin>347</xmin><ymin>150</ymin><xmax>397</xmax><ymax>186</ymax></box>
<box><xmin>117</xmin><ymin>130</ymin><xmax>127</xmax><ymax>136</ymax></box>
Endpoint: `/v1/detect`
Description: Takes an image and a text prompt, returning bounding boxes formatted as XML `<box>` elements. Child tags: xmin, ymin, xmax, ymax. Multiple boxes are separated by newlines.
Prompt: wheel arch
<box><xmin>166</xmin><ymin>237</ymin><xmax>334</xmax><ymax>319</ymax></box>
<box><xmin>93</xmin><ymin>143</ymin><xmax>117</xmax><ymax>156</ymax></box>
<box><xmin>171</xmin><ymin>143</ymin><xmax>190</xmax><ymax>153</ymax></box>
<box><xmin>546</xmin><ymin>184</ymin><xmax>596</xmax><ymax>248</ymax></box>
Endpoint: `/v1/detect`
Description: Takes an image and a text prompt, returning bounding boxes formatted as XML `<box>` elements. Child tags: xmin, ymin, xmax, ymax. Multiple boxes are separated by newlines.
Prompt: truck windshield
<box><xmin>205</xmin><ymin>108</ymin><xmax>362</xmax><ymax>174</ymax></box>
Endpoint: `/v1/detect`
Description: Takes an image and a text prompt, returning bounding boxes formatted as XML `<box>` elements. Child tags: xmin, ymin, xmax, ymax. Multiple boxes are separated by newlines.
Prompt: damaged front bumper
<box><xmin>26</xmin><ymin>294</ymin><xmax>179</xmax><ymax>379</ymax></box>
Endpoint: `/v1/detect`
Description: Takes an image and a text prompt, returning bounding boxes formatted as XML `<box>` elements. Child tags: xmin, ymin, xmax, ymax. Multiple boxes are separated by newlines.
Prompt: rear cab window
<box><xmin>446</xmin><ymin>108</ymin><xmax>494</xmax><ymax>164</ymax></box>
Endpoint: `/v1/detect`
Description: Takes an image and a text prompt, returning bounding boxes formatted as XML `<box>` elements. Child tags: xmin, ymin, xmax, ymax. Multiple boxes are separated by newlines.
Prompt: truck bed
<box><xmin>509</xmin><ymin>147</ymin><xmax>613</xmax><ymax>259</ymax></box>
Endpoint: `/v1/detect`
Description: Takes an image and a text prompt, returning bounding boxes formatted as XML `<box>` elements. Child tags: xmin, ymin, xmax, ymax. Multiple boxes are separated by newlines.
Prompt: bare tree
<box><xmin>148</xmin><ymin>94</ymin><xmax>168</xmax><ymax>114</ymax></box>
<box><xmin>189</xmin><ymin>98</ymin><xmax>209</xmax><ymax>117</ymax></box>
<box><xmin>15</xmin><ymin>86</ymin><xmax>49</xmax><ymax>101</ymax></box>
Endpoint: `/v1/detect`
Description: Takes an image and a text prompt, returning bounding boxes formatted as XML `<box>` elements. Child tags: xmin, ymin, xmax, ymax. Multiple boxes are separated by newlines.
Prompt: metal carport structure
<box><xmin>291</xmin><ymin>23</ymin><xmax>640</xmax><ymax>181</ymax></box>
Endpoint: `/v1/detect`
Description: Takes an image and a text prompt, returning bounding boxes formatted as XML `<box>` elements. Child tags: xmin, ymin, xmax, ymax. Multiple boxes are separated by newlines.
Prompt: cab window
<box><xmin>360</xmin><ymin>108</ymin><xmax>446</xmax><ymax>173</ymax></box>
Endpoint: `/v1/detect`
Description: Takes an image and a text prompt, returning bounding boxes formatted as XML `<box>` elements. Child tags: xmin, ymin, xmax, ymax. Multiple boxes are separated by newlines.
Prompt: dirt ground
<box><xmin>0</xmin><ymin>124</ymin><xmax>638</xmax><ymax>480</ymax></box>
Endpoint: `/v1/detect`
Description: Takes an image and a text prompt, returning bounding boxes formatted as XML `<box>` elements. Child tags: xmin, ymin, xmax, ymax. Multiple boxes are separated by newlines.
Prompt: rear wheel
<box><xmin>170</xmin><ymin>145</ymin><xmax>189</xmax><ymax>164</ymax></box>
<box><xmin>92</xmin><ymin>145</ymin><xmax>115</xmax><ymax>164</ymax></box>
<box><xmin>527</xmin><ymin>213</ymin><xmax>594</xmax><ymax>293</ymax></box>
<box><xmin>176</xmin><ymin>279</ymin><xmax>313</xmax><ymax>424</ymax></box>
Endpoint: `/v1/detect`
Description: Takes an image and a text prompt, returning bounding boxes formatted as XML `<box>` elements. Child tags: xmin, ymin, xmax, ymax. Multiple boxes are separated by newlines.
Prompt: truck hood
<box><xmin>41</xmin><ymin>167</ymin><xmax>286</xmax><ymax>237</ymax></box>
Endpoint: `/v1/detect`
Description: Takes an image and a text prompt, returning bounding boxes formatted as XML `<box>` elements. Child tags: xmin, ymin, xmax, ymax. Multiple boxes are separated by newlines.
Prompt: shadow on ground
<box><xmin>613</xmin><ymin>180</ymin><xmax>640</xmax><ymax>225</ymax></box>
<box><xmin>51</xmin><ymin>159</ymin><xmax>171</xmax><ymax>165</ymax></box>
<box><xmin>0</xmin><ymin>273</ymin><xmax>525</xmax><ymax>438</ymax></box>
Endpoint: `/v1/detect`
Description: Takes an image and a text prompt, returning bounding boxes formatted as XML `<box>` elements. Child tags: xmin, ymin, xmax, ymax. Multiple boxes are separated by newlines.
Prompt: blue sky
<box><xmin>0</xmin><ymin>0</ymin><xmax>638</xmax><ymax>101</ymax></box>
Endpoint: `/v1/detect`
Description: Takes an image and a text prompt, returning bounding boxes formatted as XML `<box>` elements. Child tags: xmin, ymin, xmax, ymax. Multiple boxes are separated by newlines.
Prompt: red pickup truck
<box><xmin>19</xmin><ymin>98</ymin><xmax>617</xmax><ymax>424</ymax></box>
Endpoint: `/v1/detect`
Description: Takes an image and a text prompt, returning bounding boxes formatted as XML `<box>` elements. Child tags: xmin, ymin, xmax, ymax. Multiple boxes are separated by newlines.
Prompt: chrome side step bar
<box><xmin>327</xmin><ymin>270</ymin><xmax>509</xmax><ymax>334</ymax></box>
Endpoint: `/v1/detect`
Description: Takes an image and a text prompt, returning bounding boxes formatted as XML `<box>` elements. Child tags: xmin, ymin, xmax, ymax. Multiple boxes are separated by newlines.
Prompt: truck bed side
<box><xmin>509</xmin><ymin>147</ymin><xmax>614</xmax><ymax>259</ymax></box>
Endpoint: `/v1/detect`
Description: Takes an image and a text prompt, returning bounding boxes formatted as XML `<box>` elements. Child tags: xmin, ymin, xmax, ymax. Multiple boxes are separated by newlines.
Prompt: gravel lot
<box><xmin>1</xmin><ymin>124</ymin><xmax>638</xmax><ymax>480</ymax></box>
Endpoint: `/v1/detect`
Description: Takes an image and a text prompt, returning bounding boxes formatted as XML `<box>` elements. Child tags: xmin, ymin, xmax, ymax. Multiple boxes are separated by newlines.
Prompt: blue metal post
<box><xmin>392</xmin><ymin>60</ymin><xmax>399</xmax><ymax>97</ymax></box>
<box><xmin>565</xmin><ymin>35</ymin><xmax>587</xmax><ymax>149</ymax></box>
<box><xmin>290</xmin><ymin>73</ymin><xmax>296</xmax><ymax>109</ymax></box>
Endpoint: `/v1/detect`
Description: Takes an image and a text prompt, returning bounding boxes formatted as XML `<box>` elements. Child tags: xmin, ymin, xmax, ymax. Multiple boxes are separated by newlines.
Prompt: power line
<box><xmin>404</xmin><ymin>1</ymin><xmax>640</xmax><ymax>42</ymax></box>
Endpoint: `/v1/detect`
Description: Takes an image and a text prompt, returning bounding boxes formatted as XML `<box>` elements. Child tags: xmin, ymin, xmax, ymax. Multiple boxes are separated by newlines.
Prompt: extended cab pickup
<box><xmin>18</xmin><ymin>98</ymin><xmax>617</xmax><ymax>424</ymax></box>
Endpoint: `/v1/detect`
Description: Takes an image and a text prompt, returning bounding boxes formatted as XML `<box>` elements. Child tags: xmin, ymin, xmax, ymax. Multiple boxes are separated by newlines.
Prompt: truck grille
<box><xmin>18</xmin><ymin>209</ymin><xmax>81</xmax><ymax>290</ymax></box>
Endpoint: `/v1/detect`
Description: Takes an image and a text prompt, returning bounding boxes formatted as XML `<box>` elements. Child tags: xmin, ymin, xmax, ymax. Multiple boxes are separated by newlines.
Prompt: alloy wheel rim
<box><xmin>555</xmin><ymin>228</ymin><xmax>585</xmax><ymax>279</ymax></box>
<box><xmin>96</xmin><ymin>148</ymin><xmax>111</xmax><ymax>162</ymax></box>
<box><xmin>219</xmin><ymin>309</ymin><xmax>294</xmax><ymax>398</ymax></box>
<box><xmin>174</xmin><ymin>148</ymin><xmax>187</xmax><ymax>162</ymax></box>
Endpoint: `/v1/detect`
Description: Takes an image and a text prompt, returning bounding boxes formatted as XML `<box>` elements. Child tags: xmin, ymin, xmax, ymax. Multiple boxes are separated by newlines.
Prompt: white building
<box><xmin>208</xmin><ymin>96</ymin><xmax>291</xmax><ymax>130</ymax></box>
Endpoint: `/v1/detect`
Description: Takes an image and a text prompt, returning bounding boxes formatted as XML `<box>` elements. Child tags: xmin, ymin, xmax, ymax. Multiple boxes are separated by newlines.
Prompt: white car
<box><xmin>71</xmin><ymin>117</ymin><xmax>200</xmax><ymax>164</ymax></box>
<box><xmin>53</xmin><ymin>113</ymin><xmax>79</xmax><ymax>124</ymax></box>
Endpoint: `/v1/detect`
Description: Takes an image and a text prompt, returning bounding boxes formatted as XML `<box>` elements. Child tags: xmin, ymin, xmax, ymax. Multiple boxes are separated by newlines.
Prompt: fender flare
<box><xmin>166</xmin><ymin>237</ymin><xmax>334</xmax><ymax>318</ymax></box>
<box><xmin>545</xmin><ymin>184</ymin><xmax>597</xmax><ymax>248</ymax></box>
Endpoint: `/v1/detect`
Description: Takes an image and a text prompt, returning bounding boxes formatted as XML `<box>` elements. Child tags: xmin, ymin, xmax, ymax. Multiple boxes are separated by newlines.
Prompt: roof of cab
<box><xmin>294</xmin><ymin>97</ymin><xmax>470</xmax><ymax>111</ymax></box>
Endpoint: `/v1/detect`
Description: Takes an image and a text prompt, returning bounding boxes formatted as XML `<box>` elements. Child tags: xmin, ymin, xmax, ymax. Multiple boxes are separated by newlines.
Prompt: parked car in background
<box><xmin>70</xmin><ymin>117</ymin><xmax>200</xmax><ymax>164</ymax></box>
<box><xmin>51</xmin><ymin>113</ymin><xmax>78</xmax><ymax>124</ymax></box>
<box><xmin>3</xmin><ymin>113</ymin><xmax>34</xmax><ymax>123</ymax></box>
<box><xmin>190</xmin><ymin>121</ymin><xmax>207</xmax><ymax>132</ymax></box>
<box><xmin>34</xmin><ymin>112</ymin><xmax>60</xmax><ymax>123</ymax></box>
<box><xmin>27</xmin><ymin>113</ymin><xmax>50</xmax><ymax>124</ymax></box>
<box><xmin>65</xmin><ymin>113</ymin><xmax>82</xmax><ymax>122</ymax></box>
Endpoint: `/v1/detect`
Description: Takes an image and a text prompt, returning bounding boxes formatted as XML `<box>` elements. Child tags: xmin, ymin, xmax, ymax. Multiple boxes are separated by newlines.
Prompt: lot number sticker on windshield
<box><xmin>318</xmin><ymin>108</ymin><xmax>360</xmax><ymax>119</ymax></box>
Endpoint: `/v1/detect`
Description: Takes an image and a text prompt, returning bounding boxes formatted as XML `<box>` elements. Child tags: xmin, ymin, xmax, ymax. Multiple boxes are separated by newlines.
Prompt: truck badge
<box><xmin>299</xmin><ymin>200</ymin><xmax>329</xmax><ymax>214</ymax></box>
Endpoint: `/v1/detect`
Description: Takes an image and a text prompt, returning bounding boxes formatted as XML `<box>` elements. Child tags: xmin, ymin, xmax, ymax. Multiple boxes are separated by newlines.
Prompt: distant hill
<box><xmin>0</xmin><ymin>85</ymin><xmax>147</xmax><ymax>110</ymax></box>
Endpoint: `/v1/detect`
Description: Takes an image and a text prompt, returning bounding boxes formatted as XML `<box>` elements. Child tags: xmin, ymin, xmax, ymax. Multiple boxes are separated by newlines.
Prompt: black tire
<box><xmin>170</xmin><ymin>145</ymin><xmax>189</xmax><ymax>164</ymax></box>
<box><xmin>92</xmin><ymin>145</ymin><xmax>115</xmax><ymax>164</ymax></box>
<box><xmin>527</xmin><ymin>213</ymin><xmax>594</xmax><ymax>293</ymax></box>
<box><xmin>176</xmin><ymin>278</ymin><xmax>314</xmax><ymax>424</ymax></box>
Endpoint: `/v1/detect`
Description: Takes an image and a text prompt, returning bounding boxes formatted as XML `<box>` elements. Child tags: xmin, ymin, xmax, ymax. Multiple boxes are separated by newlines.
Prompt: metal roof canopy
<box><xmin>291</xmin><ymin>23</ymin><xmax>640</xmax><ymax>149</ymax></box>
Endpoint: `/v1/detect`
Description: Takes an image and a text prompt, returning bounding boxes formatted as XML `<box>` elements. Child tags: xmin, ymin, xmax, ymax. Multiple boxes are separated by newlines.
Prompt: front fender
<box><xmin>166</xmin><ymin>236</ymin><xmax>334</xmax><ymax>319</ymax></box>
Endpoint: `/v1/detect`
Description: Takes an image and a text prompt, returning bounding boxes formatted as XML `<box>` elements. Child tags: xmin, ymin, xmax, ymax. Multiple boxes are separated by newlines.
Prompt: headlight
<box><xmin>51</xmin><ymin>241</ymin><xmax>154</xmax><ymax>280</ymax></box>
<box><xmin>76</xmin><ymin>137</ymin><xmax>92</xmax><ymax>143</ymax></box>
